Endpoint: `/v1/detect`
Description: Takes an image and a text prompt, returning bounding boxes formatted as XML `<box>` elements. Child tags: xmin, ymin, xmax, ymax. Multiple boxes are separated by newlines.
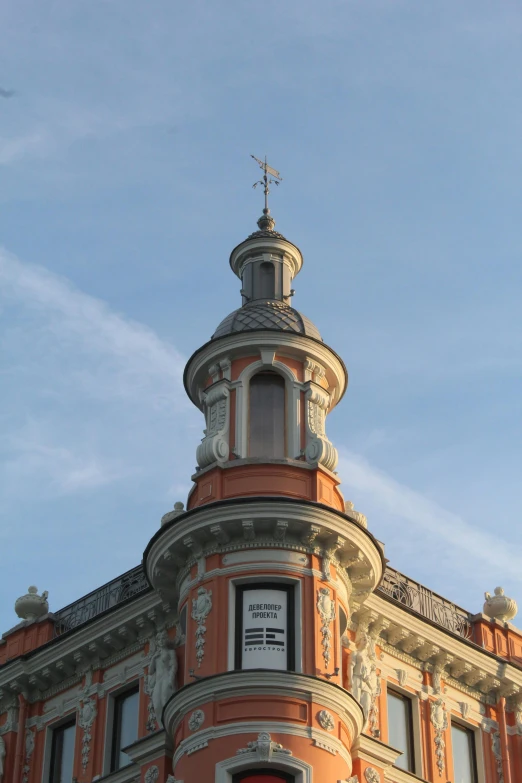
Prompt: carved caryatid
<box><xmin>350</xmin><ymin>625</ymin><xmax>379</xmax><ymax>733</ymax></box>
<box><xmin>147</xmin><ymin>630</ymin><xmax>177</xmax><ymax>726</ymax></box>
<box><xmin>196</xmin><ymin>380</ymin><xmax>230</xmax><ymax>469</ymax></box>
<box><xmin>304</xmin><ymin>385</ymin><xmax>338</xmax><ymax>472</ymax></box>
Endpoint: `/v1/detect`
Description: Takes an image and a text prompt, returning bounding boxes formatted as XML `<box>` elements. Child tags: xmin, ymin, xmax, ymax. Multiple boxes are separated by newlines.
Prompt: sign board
<box><xmin>241</xmin><ymin>587</ymin><xmax>288</xmax><ymax>670</ymax></box>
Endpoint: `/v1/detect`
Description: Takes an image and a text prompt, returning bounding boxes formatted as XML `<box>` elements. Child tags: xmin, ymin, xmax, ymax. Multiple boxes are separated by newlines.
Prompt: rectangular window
<box><xmin>387</xmin><ymin>689</ymin><xmax>415</xmax><ymax>772</ymax></box>
<box><xmin>451</xmin><ymin>723</ymin><xmax>478</xmax><ymax>783</ymax></box>
<box><xmin>110</xmin><ymin>686</ymin><xmax>139</xmax><ymax>771</ymax></box>
<box><xmin>235</xmin><ymin>583</ymin><xmax>295</xmax><ymax>671</ymax></box>
<box><xmin>49</xmin><ymin>719</ymin><xmax>76</xmax><ymax>783</ymax></box>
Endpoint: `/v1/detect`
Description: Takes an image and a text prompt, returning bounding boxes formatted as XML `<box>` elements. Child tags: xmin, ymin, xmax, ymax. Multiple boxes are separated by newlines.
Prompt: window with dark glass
<box><xmin>111</xmin><ymin>686</ymin><xmax>139</xmax><ymax>771</ymax></box>
<box><xmin>235</xmin><ymin>583</ymin><xmax>295</xmax><ymax>672</ymax></box>
<box><xmin>49</xmin><ymin>719</ymin><xmax>76</xmax><ymax>783</ymax></box>
<box><xmin>249</xmin><ymin>372</ymin><xmax>285</xmax><ymax>458</ymax></box>
<box><xmin>233</xmin><ymin>772</ymin><xmax>294</xmax><ymax>783</ymax></box>
<box><xmin>259</xmin><ymin>261</ymin><xmax>276</xmax><ymax>299</ymax></box>
<box><xmin>387</xmin><ymin>689</ymin><xmax>415</xmax><ymax>772</ymax></box>
<box><xmin>451</xmin><ymin>723</ymin><xmax>478</xmax><ymax>783</ymax></box>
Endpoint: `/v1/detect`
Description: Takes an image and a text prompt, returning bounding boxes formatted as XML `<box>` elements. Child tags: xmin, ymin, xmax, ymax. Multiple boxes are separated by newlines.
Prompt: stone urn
<box><xmin>483</xmin><ymin>587</ymin><xmax>518</xmax><ymax>623</ymax></box>
<box><xmin>15</xmin><ymin>586</ymin><xmax>49</xmax><ymax>622</ymax></box>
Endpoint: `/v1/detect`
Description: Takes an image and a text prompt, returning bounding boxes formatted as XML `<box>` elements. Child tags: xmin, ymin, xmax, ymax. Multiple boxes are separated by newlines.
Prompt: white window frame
<box><xmin>235</xmin><ymin>357</ymin><xmax>302</xmax><ymax>460</ymax></box>
<box><xmin>215</xmin><ymin>753</ymin><xmax>312</xmax><ymax>783</ymax></box>
<box><xmin>450</xmin><ymin>716</ymin><xmax>485</xmax><ymax>783</ymax></box>
<box><xmin>385</xmin><ymin>681</ymin><xmax>423</xmax><ymax>777</ymax></box>
<box><xmin>41</xmin><ymin>713</ymin><xmax>77</xmax><ymax>783</ymax></box>
<box><xmin>102</xmin><ymin>680</ymin><xmax>140</xmax><ymax>776</ymax></box>
<box><xmin>227</xmin><ymin>576</ymin><xmax>303</xmax><ymax>673</ymax></box>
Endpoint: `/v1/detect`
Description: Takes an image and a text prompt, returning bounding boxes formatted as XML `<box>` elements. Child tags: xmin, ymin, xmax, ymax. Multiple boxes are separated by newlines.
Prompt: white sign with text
<box><xmin>242</xmin><ymin>588</ymin><xmax>288</xmax><ymax>670</ymax></box>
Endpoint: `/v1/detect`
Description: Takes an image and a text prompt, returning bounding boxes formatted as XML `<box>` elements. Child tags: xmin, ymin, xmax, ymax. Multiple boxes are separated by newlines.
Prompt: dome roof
<box><xmin>212</xmin><ymin>299</ymin><xmax>322</xmax><ymax>341</ymax></box>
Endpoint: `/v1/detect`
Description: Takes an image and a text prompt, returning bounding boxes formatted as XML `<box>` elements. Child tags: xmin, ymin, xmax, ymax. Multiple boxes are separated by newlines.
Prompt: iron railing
<box><xmin>52</xmin><ymin>563</ymin><xmax>473</xmax><ymax>640</ymax></box>
<box><xmin>53</xmin><ymin>565</ymin><xmax>150</xmax><ymax>636</ymax></box>
<box><xmin>377</xmin><ymin>566</ymin><xmax>474</xmax><ymax>639</ymax></box>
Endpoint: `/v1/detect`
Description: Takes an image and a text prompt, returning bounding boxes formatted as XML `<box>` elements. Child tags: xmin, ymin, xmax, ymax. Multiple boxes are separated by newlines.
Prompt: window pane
<box><xmin>51</xmin><ymin>722</ymin><xmax>76</xmax><ymax>783</ymax></box>
<box><xmin>259</xmin><ymin>261</ymin><xmax>275</xmax><ymax>299</ymax></box>
<box><xmin>249</xmin><ymin>373</ymin><xmax>285</xmax><ymax>458</ymax></box>
<box><xmin>452</xmin><ymin>724</ymin><xmax>477</xmax><ymax>783</ymax></box>
<box><xmin>112</xmin><ymin>688</ymin><xmax>139</xmax><ymax>770</ymax></box>
<box><xmin>387</xmin><ymin>691</ymin><xmax>414</xmax><ymax>771</ymax></box>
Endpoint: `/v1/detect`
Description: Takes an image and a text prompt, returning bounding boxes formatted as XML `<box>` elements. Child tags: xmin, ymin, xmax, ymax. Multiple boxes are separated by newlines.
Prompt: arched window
<box><xmin>259</xmin><ymin>261</ymin><xmax>275</xmax><ymax>299</ymax></box>
<box><xmin>233</xmin><ymin>773</ymin><xmax>294</xmax><ymax>783</ymax></box>
<box><xmin>249</xmin><ymin>372</ymin><xmax>285</xmax><ymax>458</ymax></box>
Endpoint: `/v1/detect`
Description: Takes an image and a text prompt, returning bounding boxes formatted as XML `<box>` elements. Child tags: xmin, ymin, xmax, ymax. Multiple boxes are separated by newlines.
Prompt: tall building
<box><xmin>1</xmin><ymin>188</ymin><xmax>521</xmax><ymax>783</ymax></box>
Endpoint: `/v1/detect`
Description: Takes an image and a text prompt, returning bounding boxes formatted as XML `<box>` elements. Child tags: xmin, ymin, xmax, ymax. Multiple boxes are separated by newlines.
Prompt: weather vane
<box><xmin>251</xmin><ymin>155</ymin><xmax>282</xmax><ymax>215</ymax></box>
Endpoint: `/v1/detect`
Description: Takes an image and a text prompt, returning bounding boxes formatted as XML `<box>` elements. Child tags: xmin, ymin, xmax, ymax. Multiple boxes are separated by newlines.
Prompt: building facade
<box><xmin>1</xmin><ymin>207</ymin><xmax>521</xmax><ymax>783</ymax></box>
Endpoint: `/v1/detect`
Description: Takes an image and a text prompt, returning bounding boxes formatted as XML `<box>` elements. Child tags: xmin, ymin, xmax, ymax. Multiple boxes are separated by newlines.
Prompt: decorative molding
<box><xmin>186</xmin><ymin>738</ymin><xmax>208</xmax><ymax>755</ymax></box>
<box><xmin>144</xmin><ymin>766</ymin><xmax>160</xmax><ymax>783</ymax></box>
<box><xmin>396</xmin><ymin>669</ymin><xmax>407</xmax><ymax>687</ymax></box>
<box><xmin>191</xmin><ymin>587</ymin><xmax>212</xmax><ymax>668</ymax></box>
<box><xmin>304</xmin><ymin>384</ymin><xmax>338</xmax><ymax>472</ymax></box>
<box><xmin>78</xmin><ymin>670</ymin><xmax>97</xmax><ymax>772</ymax></box>
<box><xmin>313</xmin><ymin>737</ymin><xmax>337</xmax><ymax>755</ymax></box>
<box><xmin>350</xmin><ymin>618</ymin><xmax>381</xmax><ymax>736</ymax></box>
<box><xmin>188</xmin><ymin>709</ymin><xmax>205</xmax><ymax>731</ymax></box>
<box><xmin>347</xmin><ymin>778</ymin><xmax>359</xmax><ymax>783</ymax></box>
<box><xmin>236</xmin><ymin>731</ymin><xmax>292</xmax><ymax>762</ymax></box>
<box><xmin>429</xmin><ymin>698</ymin><xmax>448</xmax><ymax>777</ymax></box>
<box><xmin>21</xmin><ymin>727</ymin><xmax>35</xmax><ymax>783</ymax></box>
<box><xmin>196</xmin><ymin>381</ymin><xmax>230</xmax><ymax>469</ymax></box>
<box><xmin>317</xmin><ymin>588</ymin><xmax>336</xmax><ymax>670</ymax></box>
<box><xmin>491</xmin><ymin>731</ymin><xmax>505</xmax><ymax>783</ymax></box>
<box><xmin>364</xmin><ymin>769</ymin><xmax>380</xmax><ymax>783</ymax></box>
<box><xmin>317</xmin><ymin>709</ymin><xmax>335</xmax><ymax>731</ymax></box>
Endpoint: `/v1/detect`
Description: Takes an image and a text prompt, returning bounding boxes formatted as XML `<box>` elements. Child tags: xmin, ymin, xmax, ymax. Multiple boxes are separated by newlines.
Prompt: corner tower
<box><xmin>144</xmin><ymin>172</ymin><xmax>385</xmax><ymax>782</ymax></box>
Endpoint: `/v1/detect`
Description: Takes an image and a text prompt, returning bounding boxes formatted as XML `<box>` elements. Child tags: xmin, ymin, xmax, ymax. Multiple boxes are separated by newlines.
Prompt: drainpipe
<box><xmin>497</xmin><ymin>697</ymin><xmax>513</xmax><ymax>783</ymax></box>
<box><xmin>12</xmin><ymin>693</ymin><xmax>27</xmax><ymax>783</ymax></box>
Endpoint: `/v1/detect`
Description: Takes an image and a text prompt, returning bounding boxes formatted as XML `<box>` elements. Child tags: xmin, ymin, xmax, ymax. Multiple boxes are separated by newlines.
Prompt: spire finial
<box><xmin>251</xmin><ymin>154</ymin><xmax>282</xmax><ymax>230</ymax></box>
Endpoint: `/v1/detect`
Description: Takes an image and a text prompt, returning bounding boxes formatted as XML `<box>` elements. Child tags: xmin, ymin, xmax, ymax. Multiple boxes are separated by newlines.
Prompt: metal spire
<box><xmin>251</xmin><ymin>155</ymin><xmax>282</xmax><ymax>222</ymax></box>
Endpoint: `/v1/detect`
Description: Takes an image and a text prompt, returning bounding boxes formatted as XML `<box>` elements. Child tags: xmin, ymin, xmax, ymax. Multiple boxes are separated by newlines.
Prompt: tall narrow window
<box><xmin>49</xmin><ymin>719</ymin><xmax>76</xmax><ymax>783</ymax></box>
<box><xmin>111</xmin><ymin>686</ymin><xmax>139</xmax><ymax>771</ymax></box>
<box><xmin>451</xmin><ymin>723</ymin><xmax>478</xmax><ymax>783</ymax></box>
<box><xmin>233</xmin><ymin>772</ymin><xmax>294</xmax><ymax>782</ymax></box>
<box><xmin>235</xmin><ymin>583</ymin><xmax>295</xmax><ymax>671</ymax></box>
<box><xmin>387</xmin><ymin>690</ymin><xmax>415</xmax><ymax>772</ymax></box>
<box><xmin>259</xmin><ymin>261</ymin><xmax>275</xmax><ymax>299</ymax></box>
<box><xmin>249</xmin><ymin>372</ymin><xmax>285</xmax><ymax>458</ymax></box>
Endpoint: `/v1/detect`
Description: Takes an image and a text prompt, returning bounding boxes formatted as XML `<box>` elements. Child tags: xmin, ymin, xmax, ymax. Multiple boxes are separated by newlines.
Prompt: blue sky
<box><xmin>1</xmin><ymin>0</ymin><xmax>521</xmax><ymax>635</ymax></box>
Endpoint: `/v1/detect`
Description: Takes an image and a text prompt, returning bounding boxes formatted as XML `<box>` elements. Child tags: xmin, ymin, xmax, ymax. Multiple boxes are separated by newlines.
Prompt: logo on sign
<box><xmin>245</xmin><ymin>627</ymin><xmax>285</xmax><ymax>650</ymax></box>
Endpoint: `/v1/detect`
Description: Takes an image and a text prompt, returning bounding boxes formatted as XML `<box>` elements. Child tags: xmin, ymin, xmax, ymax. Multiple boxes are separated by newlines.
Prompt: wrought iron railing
<box><xmin>53</xmin><ymin>565</ymin><xmax>150</xmax><ymax>636</ymax></box>
<box><xmin>377</xmin><ymin>566</ymin><xmax>474</xmax><ymax>639</ymax></box>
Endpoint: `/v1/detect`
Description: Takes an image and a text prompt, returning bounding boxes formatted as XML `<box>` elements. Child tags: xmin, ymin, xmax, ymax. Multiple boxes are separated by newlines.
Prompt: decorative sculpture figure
<box><xmin>0</xmin><ymin>735</ymin><xmax>5</xmax><ymax>781</ymax></box>
<box><xmin>350</xmin><ymin>627</ymin><xmax>378</xmax><ymax>730</ymax></box>
<box><xmin>148</xmin><ymin>630</ymin><xmax>177</xmax><ymax>724</ymax></box>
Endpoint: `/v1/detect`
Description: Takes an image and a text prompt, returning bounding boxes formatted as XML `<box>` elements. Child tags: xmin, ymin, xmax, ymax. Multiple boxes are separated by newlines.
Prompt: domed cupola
<box><xmin>183</xmin><ymin>162</ymin><xmax>348</xmax><ymax>511</ymax></box>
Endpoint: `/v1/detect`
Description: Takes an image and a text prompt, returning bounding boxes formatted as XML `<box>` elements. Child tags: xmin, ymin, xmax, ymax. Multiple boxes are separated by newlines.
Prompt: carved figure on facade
<box><xmin>491</xmin><ymin>731</ymin><xmax>504</xmax><ymax>783</ymax></box>
<box><xmin>147</xmin><ymin>630</ymin><xmax>177</xmax><ymax>727</ymax></box>
<box><xmin>483</xmin><ymin>588</ymin><xmax>518</xmax><ymax>623</ymax></box>
<box><xmin>430</xmin><ymin>698</ymin><xmax>448</xmax><ymax>777</ymax></box>
<box><xmin>0</xmin><ymin>735</ymin><xmax>5</xmax><ymax>781</ymax></box>
<box><xmin>317</xmin><ymin>588</ymin><xmax>336</xmax><ymax>669</ymax></box>
<box><xmin>14</xmin><ymin>586</ymin><xmax>49</xmax><ymax>621</ymax></box>
<box><xmin>21</xmin><ymin>727</ymin><xmax>35</xmax><ymax>783</ymax></box>
<box><xmin>196</xmin><ymin>381</ymin><xmax>230</xmax><ymax>469</ymax></box>
<box><xmin>350</xmin><ymin>625</ymin><xmax>379</xmax><ymax>734</ymax></box>
<box><xmin>347</xmin><ymin>777</ymin><xmax>359</xmax><ymax>783</ymax></box>
<box><xmin>188</xmin><ymin>709</ymin><xmax>205</xmax><ymax>731</ymax></box>
<box><xmin>344</xmin><ymin>500</ymin><xmax>368</xmax><ymax>529</ymax></box>
<box><xmin>364</xmin><ymin>769</ymin><xmax>380</xmax><ymax>783</ymax></box>
<box><xmin>145</xmin><ymin>765</ymin><xmax>160</xmax><ymax>783</ymax></box>
<box><xmin>305</xmin><ymin>385</ymin><xmax>338</xmax><ymax>472</ymax></box>
<box><xmin>191</xmin><ymin>587</ymin><xmax>213</xmax><ymax>667</ymax></box>
<box><xmin>317</xmin><ymin>709</ymin><xmax>335</xmax><ymax>731</ymax></box>
<box><xmin>236</xmin><ymin>731</ymin><xmax>292</xmax><ymax>762</ymax></box>
<box><xmin>78</xmin><ymin>670</ymin><xmax>97</xmax><ymax>772</ymax></box>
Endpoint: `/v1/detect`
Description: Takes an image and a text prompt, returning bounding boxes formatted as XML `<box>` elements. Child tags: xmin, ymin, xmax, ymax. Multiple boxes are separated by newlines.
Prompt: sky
<box><xmin>1</xmin><ymin>0</ymin><xmax>521</xmax><ymax>635</ymax></box>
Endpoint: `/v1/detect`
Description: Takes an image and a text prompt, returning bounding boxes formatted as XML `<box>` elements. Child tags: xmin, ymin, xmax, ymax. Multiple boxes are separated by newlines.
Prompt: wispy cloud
<box><xmin>338</xmin><ymin>449</ymin><xmax>522</xmax><ymax>608</ymax></box>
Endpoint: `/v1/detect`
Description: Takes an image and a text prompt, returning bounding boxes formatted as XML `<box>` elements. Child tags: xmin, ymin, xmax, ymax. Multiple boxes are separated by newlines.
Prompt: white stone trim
<box><xmin>449</xmin><ymin>716</ymin><xmax>486</xmax><ymax>783</ymax></box>
<box><xmin>214</xmin><ymin>746</ymin><xmax>312</xmax><ymax>783</ymax></box>
<box><xmin>384</xmin><ymin>680</ymin><xmax>424</xmax><ymax>777</ymax></box>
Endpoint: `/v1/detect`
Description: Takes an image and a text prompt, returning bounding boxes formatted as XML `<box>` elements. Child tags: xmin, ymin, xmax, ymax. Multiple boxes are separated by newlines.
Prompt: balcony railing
<box><xmin>53</xmin><ymin>565</ymin><xmax>151</xmax><ymax>636</ymax></box>
<box><xmin>52</xmin><ymin>563</ymin><xmax>473</xmax><ymax>640</ymax></box>
<box><xmin>377</xmin><ymin>566</ymin><xmax>474</xmax><ymax>639</ymax></box>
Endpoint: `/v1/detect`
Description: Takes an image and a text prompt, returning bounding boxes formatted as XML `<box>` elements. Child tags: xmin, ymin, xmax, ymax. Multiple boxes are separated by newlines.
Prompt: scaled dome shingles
<box><xmin>212</xmin><ymin>300</ymin><xmax>322</xmax><ymax>341</ymax></box>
